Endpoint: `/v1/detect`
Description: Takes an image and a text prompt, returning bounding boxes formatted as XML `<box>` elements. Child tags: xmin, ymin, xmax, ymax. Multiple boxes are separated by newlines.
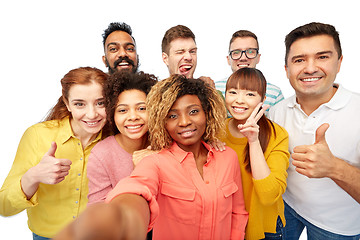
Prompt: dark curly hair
<box><xmin>104</xmin><ymin>71</ymin><xmax>158</xmax><ymax>134</ymax></box>
<box><xmin>102</xmin><ymin>22</ymin><xmax>135</xmax><ymax>48</ymax></box>
<box><xmin>147</xmin><ymin>74</ymin><xmax>226</xmax><ymax>150</ymax></box>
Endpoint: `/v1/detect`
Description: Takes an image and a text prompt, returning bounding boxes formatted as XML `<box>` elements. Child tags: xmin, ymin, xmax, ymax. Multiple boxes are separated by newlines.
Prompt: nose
<box><xmin>178</xmin><ymin>114</ymin><xmax>191</xmax><ymax>127</ymax></box>
<box><xmin>86</xmin><ymin>105</ymin><xmax>98</xmax><ymax>119</ymax></box>
<box><xmin>117</xmin><ymin>46</ymin><xmax>127</xmax><ymax>57</ymax></box>
<box><xmin>303</xmin><ymin>59</ymin><xmax>318</xmax><ymax>74</ymax></box>
<box><xmin>235</xmin><ymin>94</ymin><xmax>245</xmax><ymax>104</ymax></box>
<box><xmin>128</xmin><ymin>108</ymin><xmax>139</xmax><ymax>121</ymax></box>
<box><xmin>183</xmin><ymin>51</ymin><xmax>192</xmax><ymax>61</ymax></box>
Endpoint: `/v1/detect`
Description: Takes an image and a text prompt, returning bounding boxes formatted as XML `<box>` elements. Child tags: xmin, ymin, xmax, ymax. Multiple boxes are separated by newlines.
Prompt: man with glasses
<box><xmin>215</xmin><ymin>30</ymin><xmax>284</xmax><ymax>109</ymax></box>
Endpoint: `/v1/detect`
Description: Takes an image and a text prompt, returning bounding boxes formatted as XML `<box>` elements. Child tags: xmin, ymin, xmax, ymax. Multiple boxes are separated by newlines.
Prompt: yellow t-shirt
<box><xmin>223</xmin><ymin>118</ymin><xmax>290</xmax><ymax>240</ymax></box>
<box><xmin>0</xmin><ymin>117</ymin><xmax>102</xmax><ymax>238</ymax></box>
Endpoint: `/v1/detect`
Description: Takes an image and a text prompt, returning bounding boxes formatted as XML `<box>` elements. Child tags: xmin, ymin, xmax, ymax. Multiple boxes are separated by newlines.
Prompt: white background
<box><xmin>1</xmin><ymin>0</ymin><xmax>359</xmax><ymax>239</ymax></box>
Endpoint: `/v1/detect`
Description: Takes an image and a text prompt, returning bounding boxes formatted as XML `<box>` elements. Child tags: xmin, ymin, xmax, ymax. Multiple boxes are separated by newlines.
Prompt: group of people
<box><xmin>0</xmin><ymin>20</ymin><xmax>359</xmax><ymax>240</ymax></box>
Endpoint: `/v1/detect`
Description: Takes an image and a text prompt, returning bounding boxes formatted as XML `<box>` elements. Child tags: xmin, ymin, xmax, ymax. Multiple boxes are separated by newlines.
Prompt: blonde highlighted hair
<box><xmin>146</xmin><ymin>74</ymin><xmax>226</xmax><ymax>151</ymax></box>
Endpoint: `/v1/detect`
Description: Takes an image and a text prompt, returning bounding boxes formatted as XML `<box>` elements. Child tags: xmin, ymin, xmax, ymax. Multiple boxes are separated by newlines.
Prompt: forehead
<box><xmin>230</xmin><ymin>37</ymin><xmax>258</xmax><ymax>50</ymax></box>
<box><xmin>169</xmin><ymin>38</ymin><xmax>196</xmax><ymax>51</ymax></box>
<box><xmin>117</xmin><ymin>89</ymin><xmax>146</xmax><ymax>103</ymax></box>
<box><xmin>288</xmin><ymin>35</ymin><xmax>337</xmax><ymax>57</ymax></box>
<box><xmin>105</xmin><ymin>31</ymin><xmax>135</xmax><ymax>47</ymax></box>
<box><xmin>171</xmin><ymin>94</ymin><xmax>201</xmax><ymax>109</ymax></box>
<box><xmin>68</xmin><ymin>82</ymin><xmax>103</xmax><ymax>99</ymax></box>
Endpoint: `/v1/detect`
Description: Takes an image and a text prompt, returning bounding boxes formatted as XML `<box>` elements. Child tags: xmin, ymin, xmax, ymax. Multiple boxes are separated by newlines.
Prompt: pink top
<box><xmin>106</xmin><ymin>141</ymin><xmax>248</xmax><ymax>240</ymax></box>
<box><xmin>87</xmin><ymin>136</ymin><xmax>134</xmax><ymax>205</ymax></box>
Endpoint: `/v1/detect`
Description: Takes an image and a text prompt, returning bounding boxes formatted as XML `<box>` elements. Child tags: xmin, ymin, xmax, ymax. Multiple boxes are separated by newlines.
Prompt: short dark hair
<box><xmin>161</xmin><ymin>25</ymin><xmax>195</xmax><ymax>54</ymax></box>
<box><xmin>229</xmin><ymin>30</ymin><xmax>259</xmax><ymax>51</ymax></box>
<box><xmin>285</xmin><ymin>22</ymin><xmax>342</xmax><ymax>65</ymax></box>
<box><xmin>102</xmin><ymin>22</ymin><xmax>135</xmax><ymax>48</ymax></box>
<box><xmin>104</xmin><ymin>71</ymin><xmax>157</xmax><ymax>134</ymax></box>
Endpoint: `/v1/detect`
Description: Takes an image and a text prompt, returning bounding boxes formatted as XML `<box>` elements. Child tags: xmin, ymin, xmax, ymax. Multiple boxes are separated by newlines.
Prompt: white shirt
<box><xmin>268</xmin><ymin>84</ymin><xmax>360</xmax><ymax>236</ymax></box>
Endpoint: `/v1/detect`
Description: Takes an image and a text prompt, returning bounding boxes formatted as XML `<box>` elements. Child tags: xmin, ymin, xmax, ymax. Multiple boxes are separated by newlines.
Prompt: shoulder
<box><xmin>213</xmin><ymin>146</ymin><xmax>238</xmax><ymax>161</ymax></box>
<box><xmin>269</xmin><ymin>120</ymin><xmax>289</xmax><ymax>138</ymax></box>
<box><xmin>91</xmin><ymin>136</ymin><xmax>125</xmax><ymax>155</ymax></box>
<box><xmin>266</xmin><ymin>82</ymin><xmax>282</xmax><ymax>91</ymax></box>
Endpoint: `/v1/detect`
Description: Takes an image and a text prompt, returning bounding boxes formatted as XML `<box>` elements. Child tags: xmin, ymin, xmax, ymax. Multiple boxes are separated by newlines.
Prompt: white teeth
<box><xmin>127</xmin><ymin>125</ymin><xmax>141</xmax><ymax>129</ymax></box>
<box><xmin>119</xmin><ymin>62</ymin><xmax>129</xmax><ymax>66</ymax></box>
<box><xmin>86</xmin><ymin>121</ymin><xmax>98</xmax><ymax>126</ymax></box>
<box><xmin>180</xmin><ymin>130</ymin><xmax>194</xmax><ymax>137</ymax></box>
<box><xmin>233</xmin><ymin>107</ymin><xmax>246</xmax><ymax>113</ymax></box>
<box><xmin>302</xmin><ymin>77</ymin><xmax>320</xmax><ymax>82</ymax></box>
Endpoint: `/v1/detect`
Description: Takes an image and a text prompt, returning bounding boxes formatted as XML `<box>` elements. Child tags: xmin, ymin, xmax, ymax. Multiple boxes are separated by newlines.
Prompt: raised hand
<box><xmin>291</xmin><ymin>123</ymin><xmax>336</xmax><ymax>178</ymax></box>
<box><xmin>35</xmin><ymin>142</ymin><xmax>72</xmax><ymax>185</ymax></box>
<box><xmin>21</xmin><ymin>142</ymin><xmax>72</xmax><ymax>199</ymax></box>
<box><xmin>238</xmin><ymin>102</ymin><xmax>269</xmax><ymax>143</ymax></box>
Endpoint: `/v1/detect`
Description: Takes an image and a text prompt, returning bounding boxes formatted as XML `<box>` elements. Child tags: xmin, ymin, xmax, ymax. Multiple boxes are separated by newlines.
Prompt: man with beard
<box><xmin>102</xmin><ymin>22</ymin><xmax>139</xmax><ymax>74</ymax></box>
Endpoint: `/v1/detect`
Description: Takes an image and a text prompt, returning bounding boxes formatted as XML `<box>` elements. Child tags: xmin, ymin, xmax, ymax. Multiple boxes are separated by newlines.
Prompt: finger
<box><xmin>248</xmin><ymin>102</ymin><xmax>263</xmax><ymax>121</ymax></box>
<box><xmin>59</xmin><ymin>159</ymin><xmax>72</xmax><ymax>166</ymax></box>
<box><xmin>315</xmin><ymin>123</ymin><xmax>330</xmax><ymax>144</ymax></box>
<box><xmin>45</xmin><ymin>142</ymin><xmax>57</xmax><ymax>157</ymax></box>
<box><xmin>293</xmin><ymin>145</ymin><xmax>310</xmax><ymax>154</ymax></box>
<box><xmin>253</xmin><ymin>103</ymin><xmax>267</xmax><ymax>123</ymax></box>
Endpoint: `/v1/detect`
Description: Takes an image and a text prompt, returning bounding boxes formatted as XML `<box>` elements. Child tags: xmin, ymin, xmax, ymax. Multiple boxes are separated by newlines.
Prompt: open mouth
<box><xmin>301</xmin><ymin>77</ymin><xmax>322</xmax><ymax>82</ymax></box>
<box><xmin>179</xmin><ymin>129</ymin><xmax>196</xmax><ymax>138</ymax></box>
<box><xmin>125</xmin><ymin>124</ymin><xmax>145</xmax><ymax>133</ymax></box>
<box><xmin>83</xmin><ymin>119</ymin><xmax>103</xmax><ymax>127</ymax></box>
<box><xmin>179</xmin><ymin>65</ymin><xmax>192</xmax><ymax>75</ymax></box>
<box><xmin>232</xmin><ymin>106</ymin><xmax>247</xmax><ymax>113</ymax></box>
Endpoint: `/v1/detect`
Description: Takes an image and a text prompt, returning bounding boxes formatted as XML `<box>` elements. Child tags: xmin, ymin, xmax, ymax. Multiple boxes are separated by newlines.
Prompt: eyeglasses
<box><xmin>229</xmin><ymin>48</ymin><xmax>259</xmax><ymax>60</ymax></box>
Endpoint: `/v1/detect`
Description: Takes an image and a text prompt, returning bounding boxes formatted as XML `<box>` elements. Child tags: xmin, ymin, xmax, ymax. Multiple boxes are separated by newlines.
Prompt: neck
<box><xmin>296</xmin><ymin>85</ymin><xmax>337</xmax><ymax>116</ymax></box>
<box><xmin>70</xmin><ymin>119</ymin><xmax>99</xmax><ymax>149</ymax></box>
<box><xmin>228</xmin><ymin>118</ymin><xmax>245</xmax><ymax>138</ymax></box>
<box><xmin>115</xmin><ymin>133</ymin><xmax>149</xmax><ymax>154</ymax></box>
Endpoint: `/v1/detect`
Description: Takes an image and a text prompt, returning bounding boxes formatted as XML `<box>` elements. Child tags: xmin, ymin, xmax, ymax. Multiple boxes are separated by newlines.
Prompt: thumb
<box><xmin>315</xmin><ymin>123</ymin><xmax>330</xmax><ymax>144</ymax></box>
<box><xmin>46</xmin><ymin>141</ymin><xmax>57</xmax><ymax>157</ymax></box>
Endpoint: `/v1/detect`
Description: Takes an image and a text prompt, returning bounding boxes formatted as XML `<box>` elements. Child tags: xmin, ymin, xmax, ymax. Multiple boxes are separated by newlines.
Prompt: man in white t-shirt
<box><xmin>215</xmin><ymin>30</ymin><xmax>284</xmax><ymax>109</ymax></box>
<box><xmin>269</xmin><ymin>22</ymin><xmax>360</xmax><ymax>239</ymax></box>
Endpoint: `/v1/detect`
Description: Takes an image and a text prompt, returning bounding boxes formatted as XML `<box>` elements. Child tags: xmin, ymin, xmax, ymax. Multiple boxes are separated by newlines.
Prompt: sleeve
<box><xmin>105</xmin><ymin>155</ymin><xmax>161</xmax><ymax>231</ymax></box>
<box><xmin>274</xmin><ymin>89</ymin><xmax>285</xmax><ymax>105</ymax></box>
<box><xmin>252</xmin><ymin>125</ymin><xmax>290</xmax><ymax>206</ymax></box>
<box><xmin>87</xmin><ymin>148</ymin><xmax>112</xmax><ymax>205</ymax></box>
<box><xmin>0</xmin><ymin>126</ymin><xmax>41</xmax><ymax>216</ymax></box>
<box><xmin>231</xmin><ymin>151</ymin><xmax>249</xmax><ymax>240</ymax></box>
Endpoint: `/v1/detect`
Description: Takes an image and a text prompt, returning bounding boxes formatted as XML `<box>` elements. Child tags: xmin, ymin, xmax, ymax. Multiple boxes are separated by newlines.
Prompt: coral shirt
<box><xmin>107</xmin><ymin>141</ymin><xmax>248</xmax><ymax>240</ymax></box>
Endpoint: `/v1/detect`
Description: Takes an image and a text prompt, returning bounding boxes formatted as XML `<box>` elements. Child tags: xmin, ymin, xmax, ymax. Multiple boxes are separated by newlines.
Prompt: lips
<box><xmin>83</xmin><ymin>119</ymin><xmax>103</xmax><ymax>127</ymax></box>
<box><xmin>178</xmin><ymin>129</ymin><xmax>196</xmax><ymax>138</ymax></box>
<box><xmin>231</xmin><ymin>106</ymin><xmax>247</xmax><ymax>113</ymax></box>
<box><xmin>114</xmin><ymin>57</ymin><xmax>134</xmax><ymax>69</ymax></box>
<box><xmin>179</xmin><ymin>64</ymin><xmax>192</xmax><ymax>74</ymax></box>
<box><xmin>300</xmin><ymin>77</ymin><xmax>322</xmax><ymax>82</ymax></box>
<box><xmin>125</xmin><ymin>124</ymin><xmax>145</xmax><ymax>133</ymax></box>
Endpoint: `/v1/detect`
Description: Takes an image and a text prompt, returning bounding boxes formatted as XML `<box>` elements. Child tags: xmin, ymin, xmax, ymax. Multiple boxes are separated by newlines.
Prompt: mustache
<box><xmin>114</xmin><ymin>56</ymin><xmax>135</xmax><ymax>67</ymax></box>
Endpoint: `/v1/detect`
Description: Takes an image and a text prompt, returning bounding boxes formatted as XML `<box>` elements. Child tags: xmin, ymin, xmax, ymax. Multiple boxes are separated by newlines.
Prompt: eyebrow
<box><xmin>71</xmin><ymin>97</ymin><xmax>104</xmax><ymax>102</ymax></box>
<box><xmin>116</xmin><ymin>101</ymin><xmax>146</xmax><ymax>108</ymax></box>
<box><xmin>106</xmin><ymin>42</ymin><xmax>135</xmax><ymax>48</ymax></box>
<box><xmin>291</xmin><ymin>50</ymin><xmax>334</xmax><ymax>61</ymax></box>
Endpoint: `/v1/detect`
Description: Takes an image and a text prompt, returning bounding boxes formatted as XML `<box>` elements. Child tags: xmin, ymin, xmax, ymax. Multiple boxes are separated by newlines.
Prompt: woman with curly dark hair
<box><xmin>87</xmin><ymin>71</ymin><xmax>157</xmax><ymax>205</ymax></box>
<box><xmin>55</xmin><ymin>74</ymin><xmax>248</xmax><ymax>240</ymax></box>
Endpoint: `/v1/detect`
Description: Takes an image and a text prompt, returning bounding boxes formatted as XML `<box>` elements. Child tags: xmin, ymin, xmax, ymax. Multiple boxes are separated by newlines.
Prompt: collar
<box><xmin>287</xmin><ymin>84</ymin><xmax>351</xmax><ymax>111</ymax></box>
<box><xmin>166</xmin><ymin>141</ymin><xmax>214</xmax><ymax>163</ymax></box>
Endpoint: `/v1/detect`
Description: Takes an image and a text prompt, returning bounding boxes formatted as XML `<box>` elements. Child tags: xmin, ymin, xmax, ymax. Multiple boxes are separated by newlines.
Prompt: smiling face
<box><xmin>65</xmin><ymin>81</ymin><xmax>107</xmax><ymax>140</ymax></box>
<box><xmin>165</xmin><ymin>95</ymin><xmax>206</xmax><ymax>152</ymax></box>
<box><xmin>227</xmin><ymin>37</ymin><xmax>260</xmax><ymax>72</ymax></box>
<box><xmin>114</xmin><ymin>89</ymin><xmax>148</xmax><ymax>141</ymax></box>
<box><xmin>285</xmin><ymin>34</ymin><xmax>343</xmax><ymax>104</ymax></box>
<box><xmin>162</xmin><ymin>38</ymin><xmax>197</xmax><ymax>78</ymax></box>
<box><xmin>102</xmin><ymin>31</ymin><xmax>138</xmax><ymax>74</ymax></box>
<box><xmin>225</xmin><ymin>88</ymin><xmax>263</xmax><ymax>124</ymax></box>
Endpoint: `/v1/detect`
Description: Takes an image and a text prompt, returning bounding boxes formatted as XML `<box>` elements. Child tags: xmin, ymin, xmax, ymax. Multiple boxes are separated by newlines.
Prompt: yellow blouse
<box><xmin>0</xmin><ymin>117</ymin><xmax>102</xmax><ymax>238</ymax></box>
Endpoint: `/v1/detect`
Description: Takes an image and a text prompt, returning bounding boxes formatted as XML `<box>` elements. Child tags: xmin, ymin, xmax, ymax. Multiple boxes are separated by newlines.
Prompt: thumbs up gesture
<box><xmin>35</xmin><ymin>142</ymin><xmax>72</xmax><ymax>184</ymax></box>
<box><xmin>292</xmin><ymin>123</ymin><xmax>336</xmax><ymax>178</ymax></box>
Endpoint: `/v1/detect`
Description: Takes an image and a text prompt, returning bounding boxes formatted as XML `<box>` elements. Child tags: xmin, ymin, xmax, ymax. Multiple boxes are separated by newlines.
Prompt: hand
<box><xmin>132</xmin><ymin>146</ymin><xmax>158</xmax><ymax>166</ymax></box>
<box><xmin>292</xmin><ymin>123</ymin><xmax>336</xmax><ymax>178</ymax></box>
<box><xmin>198</xmin><ymin>76</ymin><xmax>215</xmax><ymax>88</ymax></box>
<box><xmin>33</xmin><ymin>142</ymin><xmax>72</xmax><ymax>184</ymax></box>
<box><xmin>238</xmin><ymin>103</ymin><xmax>269</xmax><ymax>143</ymax></box>
<box><xmin>208</xmin><ymin>139</ymin><xmax>226</xmax><ymax>152</ymax></box>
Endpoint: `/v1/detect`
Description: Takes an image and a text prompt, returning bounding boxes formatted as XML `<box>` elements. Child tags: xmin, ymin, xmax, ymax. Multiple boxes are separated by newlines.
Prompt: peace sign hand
<box><xmin>238</xmin><ymin>103</ymin><xmax>269</xmax><ymax>143</ymax></box>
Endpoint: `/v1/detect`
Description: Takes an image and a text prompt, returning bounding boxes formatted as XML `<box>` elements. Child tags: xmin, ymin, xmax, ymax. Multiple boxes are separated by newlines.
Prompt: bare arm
<box><xmin>54</xmin><ymin>193</ymin><xmax>150</xmax><ymax>240</ymax></box>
